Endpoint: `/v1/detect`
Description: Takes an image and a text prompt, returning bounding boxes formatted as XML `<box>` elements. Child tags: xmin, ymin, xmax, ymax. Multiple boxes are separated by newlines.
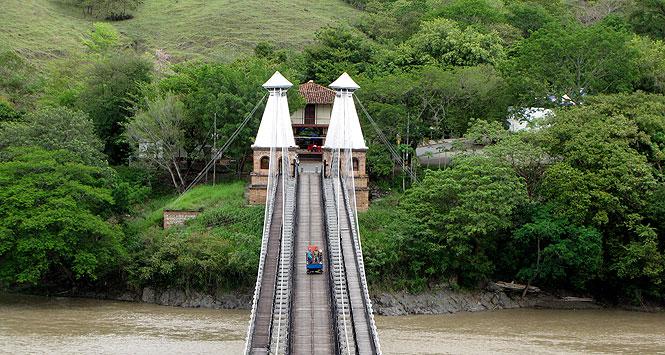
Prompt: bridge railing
<box><xmin>243</xmin><ymin>168</ymin><xmax>279</xmax><ymax>355</ymax></box>
<box><xmin>285</xmin><ymin>161</ymin><xmax>300</xmax><ymax>355</ymax></box>
<box><xmin>324</xmin><ymin>159</ymin><xmax>358</xmax><ymax>354</ymax></box>
<box><xmin>320</xmin><ymin>170</ymin><xmax>342</xmax><ymax>355</ymax></box>
<box><xmin>270</xmin><ymin>153</ymin><xmax>297</xmax><ymax>355</ymax></box>
<box><xmin>341</xmin><ymin>177</ymin><xmax>382</xmax><ymax>355</ymax></box>
<box><xmin>337</xmin><ymin>145</ymin><xmax>383</xmax><ymax>355</ymax></box>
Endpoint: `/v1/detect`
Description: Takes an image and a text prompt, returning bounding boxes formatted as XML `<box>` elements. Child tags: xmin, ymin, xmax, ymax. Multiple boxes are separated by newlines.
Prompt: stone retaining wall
<box><xmin>163</xmin><ymin>210</ymin><xmax>200</xmax><ymax>229</ymax></box>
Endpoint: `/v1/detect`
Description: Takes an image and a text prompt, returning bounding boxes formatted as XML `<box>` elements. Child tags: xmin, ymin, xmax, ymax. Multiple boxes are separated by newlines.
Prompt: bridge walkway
<box><xmin>249</xmin><ymin>176</ymin><xmax>284</xmax><ymax>355</ymax></box>
<box><xmin>290</xmin><ymin>172</ymin><xmax>335</xmax><ymax>355</ymax></box>
<box><xmin>336</xmin><ymin>182</ymin><xmax>377</xmax><ymax>355</ymax></box>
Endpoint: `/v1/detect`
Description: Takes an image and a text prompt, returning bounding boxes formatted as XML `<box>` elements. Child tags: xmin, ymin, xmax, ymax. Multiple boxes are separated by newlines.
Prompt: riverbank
<box><xmin>60</xmin><ymin>281</ymin><xmax>652</xmax><ymax>316</ymax></box>
<box><xmin>371</xmin><ymin>284</ymin><xmax>604</xmax><ymax>316</ymax></box>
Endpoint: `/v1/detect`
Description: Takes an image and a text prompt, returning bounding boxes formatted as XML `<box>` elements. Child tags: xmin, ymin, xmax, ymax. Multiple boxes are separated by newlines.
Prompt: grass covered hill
<box><xmin>124</xmin><ymin>181</ymin><xmax>265</xmax><ymax>292</ymax></box>
<box><xmin>0</xmin><ymin>0</ymin><xmax>359</xmax><ymax>66</ymax></box>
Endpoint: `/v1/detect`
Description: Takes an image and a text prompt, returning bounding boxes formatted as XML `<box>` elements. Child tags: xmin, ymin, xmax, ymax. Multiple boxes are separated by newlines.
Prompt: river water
<box><xmin>1</xmin><ymin>293</ymin><xmax>664</xmax><ymax>354</ymax></box>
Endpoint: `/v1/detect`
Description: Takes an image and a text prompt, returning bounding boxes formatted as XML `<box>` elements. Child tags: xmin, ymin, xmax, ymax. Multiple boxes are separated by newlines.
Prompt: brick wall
<box><xmin>248</xmin><ymin>147</ymin><xmax>297</xmax><ymax>205</ymax></box>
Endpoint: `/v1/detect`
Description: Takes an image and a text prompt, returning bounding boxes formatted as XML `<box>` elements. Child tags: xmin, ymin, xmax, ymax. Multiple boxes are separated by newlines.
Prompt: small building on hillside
<box><xmin>290</xmin><ymin>80</ymin><xmax>335</xmax><ymax>159</ymax></box>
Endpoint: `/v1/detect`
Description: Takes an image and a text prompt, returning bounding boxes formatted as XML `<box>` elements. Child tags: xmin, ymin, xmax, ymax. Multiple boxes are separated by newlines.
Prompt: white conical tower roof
<box><xmin>253</xmin><ymin>72</ymin><xmax>297</xmax><ymax>148</ymax></box>
<box><xmin>262</xmin><ymin>71</ymin><xmax>292</xmax><ymax>89</ymax></box>
<box><xmin>324</xmin><ymin>73</ymin><xmax>367</xmax><ymax>150</ymax></box>
<box><xmin>329</xmin><ymin>72</ymin><xmax>360</xmax><ymax>90</ymax></box>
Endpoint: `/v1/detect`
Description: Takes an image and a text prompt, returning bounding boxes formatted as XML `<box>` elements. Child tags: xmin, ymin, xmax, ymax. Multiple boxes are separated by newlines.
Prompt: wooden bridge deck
<box><xmin>246</xmin><ymin>172</ymin><xmax>380</xmax><ymax>355</ymax></box>
<box><xmin>290</xmin><ymin>172</ymin><xmax>335</xmax><ymax>355</ymax></box>
<box><xmin>249</xmin><ymin>178</ymin><xmax>283</xmax><ymax>355</ymax></box>
<box><xmin>337</xmin><ymin>186</ymin><xmax>377</xmax><ymax>355</ymax></box>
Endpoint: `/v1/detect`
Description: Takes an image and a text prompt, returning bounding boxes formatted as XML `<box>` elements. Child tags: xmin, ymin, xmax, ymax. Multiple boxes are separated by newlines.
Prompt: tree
<box><xmin>575</xmin><ymin>93</ymin><xmax>665</xmax><ymax>171</ymax></box>
<box><xmin>358</xmin><ymin>0</ymin><xmax>430</xmax><ymax>42</ymax></box>
<box><xmin>537</xmin><ymin>100</ymin><xmax>664</xmax><ymax>297</ymax></box>
<box><xmin>573</xmin><ymin>0</ymin><xmax>628</xmax><ymax>25</ymax></box>
<box><xmin>302</xmin><ymin>26</ymin><xmax>379</xmax><ymax>83</ymax></box>
<box><xmin>401</xmin><ymin>154</ymin><xmax>528</xmax><ymax>285</ymax></box>
<box><xmin>503</xmin><ymin>21</ymin><xmax>638</xmax><ymax>105</ymax></box>
<box><xmin>366</xmin><ymin>142</ymin><xmax>394</xmax><ymax>179</ymax></box>
<box><xmin>399</xmin><ymin>18</ymin><xmax>505</xmax><ymax>67</ymax></box>
<box><xmin>0</xmin><ymin>147</ymin><xmax>124</xmax><ymax>286</ymax></box>
<box><xmin>100</xmin><ymin>0</ymin><xmax>143</xmax><ymax>20</ymax></box>
<box><xmin>631</xmin><ymin>35</ymin><xmax>665</xmax><ymax>94</ymax></box>
<box><xmin>506</xmin><ymin>1</ymin><xmax>555</xmax><ymax>37</ymax></box>
<box><xmin>412</xmin><ymin>65</ymin><xmax>509</xmax><ymax>137</ymax></box>
<box><xmin>629</xmin><ymin>0</ymin><xmax>665</xmax><ymax>39</ymax></box>
<box><xmin>512</xmin><ymin>207</ymin><xmax>603</xmax><ymax>292</ymax></box>
<box><xmin>465</xmin><ymin>120</ymin><xmax>550</xmax><ymax>198</ymax></box>
<box><xmin>67</xmin><ymin>0</ymin><xmax>143</xmax><ymax>20</ymax></box>
<box><xmin>157</xmin><ymin>58</ymin><xmax>301</xmax><ymax>175</ymax></box>
<box><xmin>360</xmin><ymin>65</ymin><xmax>510</xmax><ymax>142</ymax></box>
<box><xmin>125</xmin><ymin>94</ymin><xmax>187</xmax><ymax>192</ymax></box>
<box><xmin>432</xmin><ymin>0</ymin><xmax>507</xmax><ymax>27</ymax></box>
<box><xmin>78</xmin><ymin>54</ymin><xmax>152</xmax><ymax>164</ymax></box>
<box><xmin>0</xmin><ymin>106</ymin><xmax>106</xmax><ymax>166</ymax></box>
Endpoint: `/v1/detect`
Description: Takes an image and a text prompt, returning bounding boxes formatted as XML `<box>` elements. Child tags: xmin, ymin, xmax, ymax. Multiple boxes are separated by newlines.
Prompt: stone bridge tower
<box><xmin>322</xmin><ymin>73</ymin><xmax>370</xmax><ymax>211</ymax></box>
<box><xmin>248</xmin><ymin>72</ymin><xmax>369</xmax><ymax>210</ymax></box>
<box><xmin>248</xmin><ymin>71</ymin><xmax>298</xmax><ymax>205</ymax></box>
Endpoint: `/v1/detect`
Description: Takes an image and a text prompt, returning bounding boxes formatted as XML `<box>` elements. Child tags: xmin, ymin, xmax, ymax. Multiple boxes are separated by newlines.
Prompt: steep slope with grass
<box><xmin>0</xmin><ymin>0</ymin><xmax>360</xmax><ymax>66</ymax></box>
<box><xmin>124</xmin><ymin>181</ymin><xmax>265</xmax><ymax>292</ymax></box>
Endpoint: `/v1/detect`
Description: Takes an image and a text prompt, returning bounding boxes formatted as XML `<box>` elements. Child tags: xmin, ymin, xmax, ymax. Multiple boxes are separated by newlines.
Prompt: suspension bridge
<box><xmin>185</xmin><ymin>71</ymin><xmax>403</xmax><ymax>354</ymax></box>
<box><xmin>239</xmin><ymin>72</ymin><xmax>383</xmax><ymax>355</ymax></box>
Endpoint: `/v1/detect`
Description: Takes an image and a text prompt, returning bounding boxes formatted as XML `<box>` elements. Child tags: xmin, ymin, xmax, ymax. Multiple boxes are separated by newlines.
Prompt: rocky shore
<box><xmin>92</xmin><ymin>282</ymin><xmax>608</xmax><ymax>315</ymax></box>
<box><xmin>370</xmin><ymin>283</ymin><xmax>603</xmax><ymax>316</ymax></box>
<box><xmin>94</xmin><ymin>287</ymin><xmax>254</xmax><ymax>310</ymax></box>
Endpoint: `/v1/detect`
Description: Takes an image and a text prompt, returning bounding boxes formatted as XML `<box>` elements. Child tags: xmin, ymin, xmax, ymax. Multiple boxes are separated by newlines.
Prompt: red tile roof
<box><xmin>299</xmin><ymin>80</ymin><xmax>335</xmax><ymax>104</ymax></box>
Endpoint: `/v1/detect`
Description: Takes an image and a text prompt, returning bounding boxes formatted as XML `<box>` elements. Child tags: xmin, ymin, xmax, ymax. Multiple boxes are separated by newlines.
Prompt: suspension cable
<box><xmin>274</xmin><ymin>87</ymin><xmax>288</xmax><ymax>355</ymax></box>
<box><xmin>354</xmin><ymin>95</ymin><xmax>418</xmax><ymax>183</ymax></box>
<box><xmin>179</xmin><ymin>93</ymin><xmax>268</xmax><ymax>197</ymax></box>
<box><xmin>334</xmin><ymin>149</ymin><xmax>352</xmax><ymax>355</ymax></box>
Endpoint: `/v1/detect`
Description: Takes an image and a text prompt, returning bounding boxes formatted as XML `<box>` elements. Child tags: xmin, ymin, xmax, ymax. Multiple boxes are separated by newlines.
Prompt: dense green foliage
<box><xmin>629</xmin><ymin>0</ymin><xmax>665</xmax><ymax>39</ymax></box>
<box><xmin>2</xmin><ymin>0</ymin><xmax>665</xmax><ymax>304</ymax></box>
<box><xmin>65</xmin><ymin>0</ymin><xmax>144</xmax><ymax>20</ymax></box>
<box><xmin>125</xmin><ymin>94</ymin><xmax>188</xmax><ymax>191</ymax></box>
<box><xmin>503</xmin><ymin>21</ymin><xmax>638</xmax><ymax>104</ymax></box>
<box><xmin>0</xmin><ymin>147</ymin><xmax>124</xmax><ymax>286</ymax></box>
<box><xmin>0</xmin><ymin>106</ymin><xmax>106</xmax><ymax>166</ymax></box>
<box><xmin>79</xmin><ymin>54</ymin><xmax>152</xmax><ymax>164</ymax></box>
<box><xmin>124</xmin><ymin>183</ymin><xmax>264</xmax><ymax>292</ymax></box>
<box><xmin>362</xmin><ymin>94</ymin><xmax>665</xmax><ymax>301</ymax></box>
<box><xmin>363</xmin><ymin>154</ymin><xmax>528</xmax><ymax>290</ymax></box>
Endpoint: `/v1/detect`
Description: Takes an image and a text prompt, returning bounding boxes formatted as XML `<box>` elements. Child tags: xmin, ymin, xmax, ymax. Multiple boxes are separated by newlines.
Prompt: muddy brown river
<box><xmin>1</xmin><ymin>293</ymin><xmax>664</xmax><ymax>354</ymax></box>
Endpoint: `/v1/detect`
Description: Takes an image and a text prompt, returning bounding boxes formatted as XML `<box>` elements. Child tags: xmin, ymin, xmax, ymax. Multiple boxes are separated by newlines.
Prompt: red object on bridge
<box><xmin>307</xmin><ymin>144</ymin><xmax>322</xmax><ymax>152</ymax></box>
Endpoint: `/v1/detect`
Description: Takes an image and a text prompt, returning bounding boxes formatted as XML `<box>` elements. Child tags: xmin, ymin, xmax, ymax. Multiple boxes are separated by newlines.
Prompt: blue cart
<box><xmin>306</xmin><ymin>245</ymin><xmax>324</xmax><ymax>274</ymax></box>
<box><xmin>306</xmin><ymin>262</ymin><xmax>324</xmax><ymax>274</ymax></box>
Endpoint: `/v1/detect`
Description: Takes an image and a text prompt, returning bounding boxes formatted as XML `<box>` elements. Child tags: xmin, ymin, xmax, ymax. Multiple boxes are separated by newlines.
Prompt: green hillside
<box><xmin>0</xmin><ymin>0</ymin><xmax>359</xmax><ymax>65</ymax></box>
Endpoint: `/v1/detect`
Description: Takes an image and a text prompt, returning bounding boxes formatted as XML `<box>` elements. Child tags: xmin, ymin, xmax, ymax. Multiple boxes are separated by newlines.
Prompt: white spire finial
<box><xmin>329</xmin><ymin>72</ymin><xmax>360</xmax><ymax>90</ymax></box>
<box><xmin>262</xmin><ymin>71</ymin><xmax>292</xmax><ymax>89</ymax></box>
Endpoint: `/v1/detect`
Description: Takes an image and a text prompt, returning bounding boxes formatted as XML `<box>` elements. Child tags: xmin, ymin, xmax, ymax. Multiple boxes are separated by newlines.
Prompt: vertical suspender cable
<box><xmin>179</xmin><ymin>93</ymin><xmax>267</xmax><ymax>199</ymax></box>
<box><xmin>354</xmin><ymin>95</ymin><xmax>418</xmax><ymax>183</ymax></box>
<box><xmin>274</xmin><ymin>87</ymin><xmax>285</xmax><ymax>355</ymax></box>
